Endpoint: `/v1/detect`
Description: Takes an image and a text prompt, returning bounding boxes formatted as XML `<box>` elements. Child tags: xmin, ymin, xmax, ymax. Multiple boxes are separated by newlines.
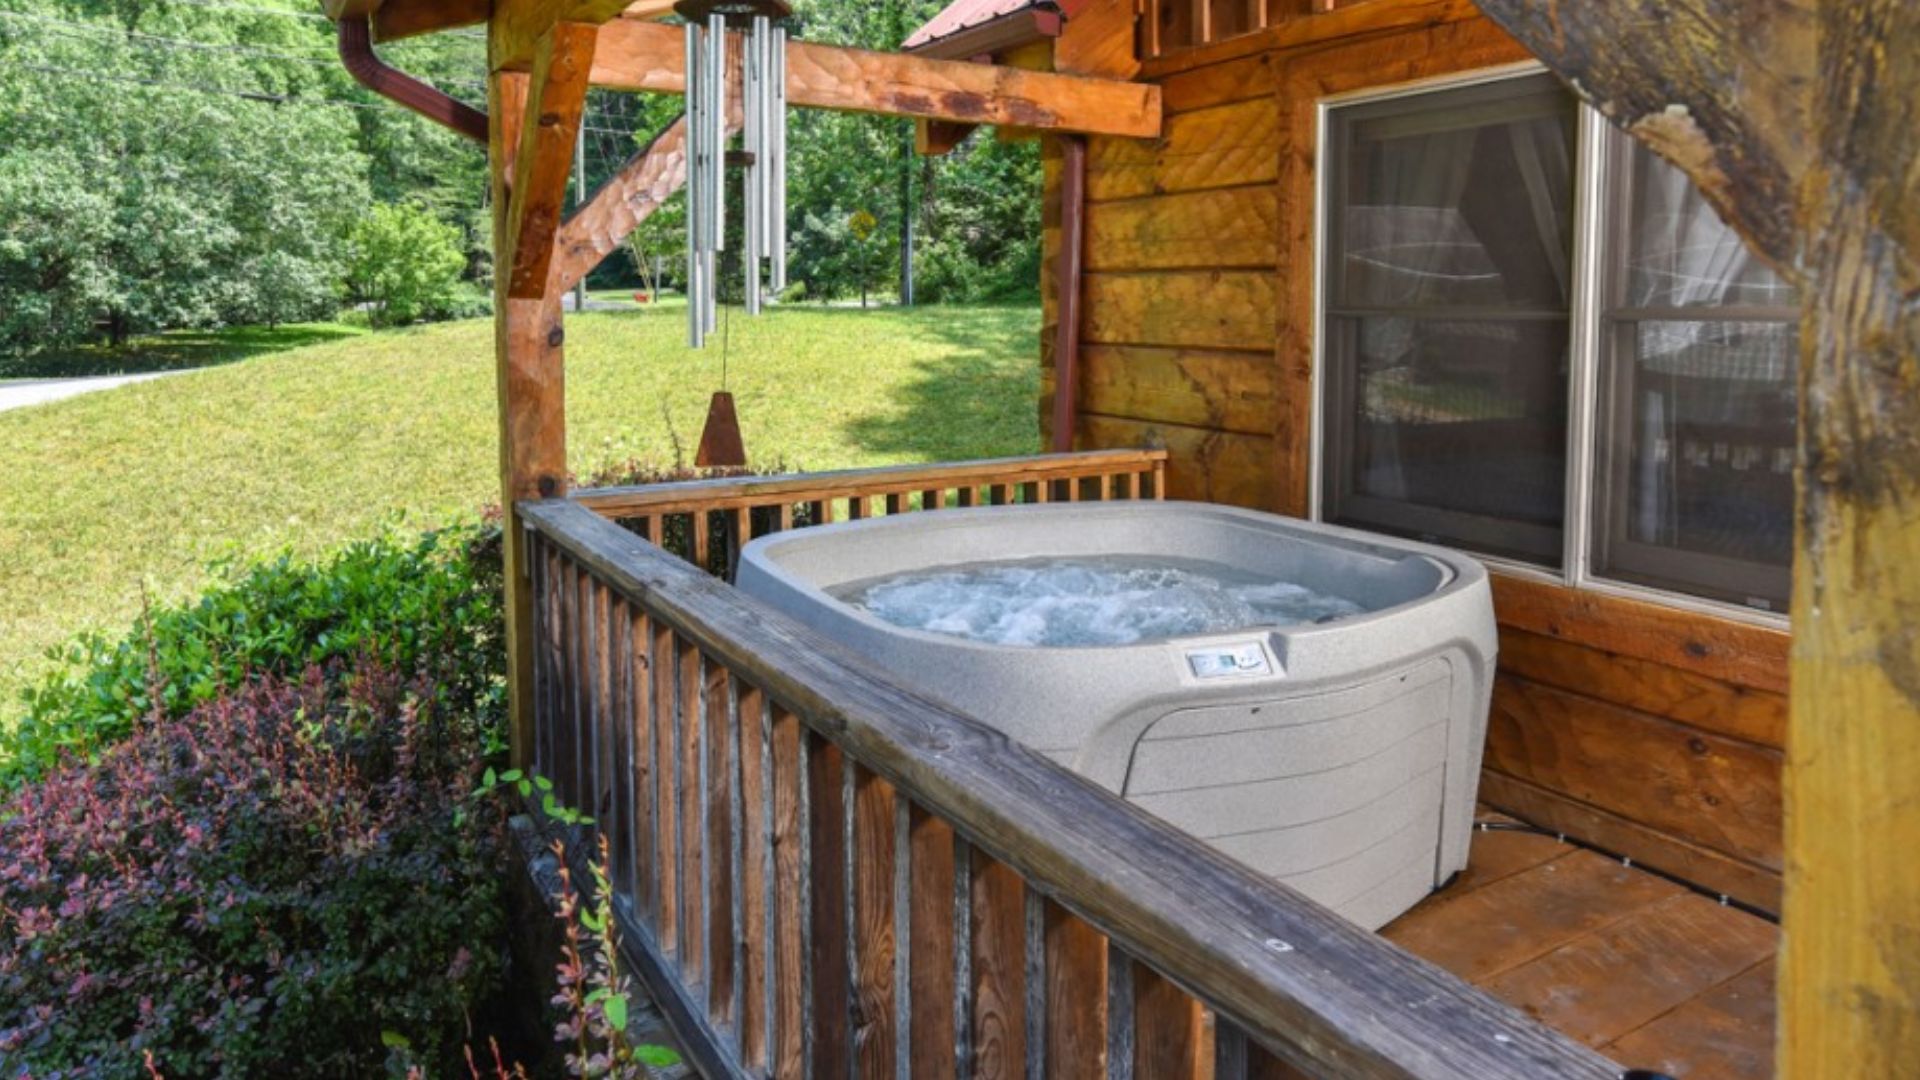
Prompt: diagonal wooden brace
<box><xmin>507</xmin><ymin>21</ymin><xmax>598</xmax><ymax>300</ymax></box>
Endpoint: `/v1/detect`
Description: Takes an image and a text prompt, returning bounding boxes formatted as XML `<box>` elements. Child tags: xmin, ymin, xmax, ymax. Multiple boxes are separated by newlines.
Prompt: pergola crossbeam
<box><xmin>590</xmin><ymin>17</ymin><xmax>1162</xmax><ymax>139</ymax></box>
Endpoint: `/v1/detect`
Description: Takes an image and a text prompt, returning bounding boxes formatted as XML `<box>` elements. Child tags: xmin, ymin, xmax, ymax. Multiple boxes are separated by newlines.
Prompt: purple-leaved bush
<box><xmin>0</xmin><ymin>661</ymin><xmax>507</xmax><ymax>1077</ymax></box>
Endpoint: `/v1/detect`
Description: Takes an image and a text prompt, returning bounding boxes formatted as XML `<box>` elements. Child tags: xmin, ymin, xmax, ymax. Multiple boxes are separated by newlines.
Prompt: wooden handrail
<box><xmin>572</xmin><ymin>448</ymin><xmax>1169</xmax><ymax>517</ymax></box>
<box><xmin>519</xmin><ymin>494</ymin><xmax>1619</xmax><ymax>1080</ymax></box>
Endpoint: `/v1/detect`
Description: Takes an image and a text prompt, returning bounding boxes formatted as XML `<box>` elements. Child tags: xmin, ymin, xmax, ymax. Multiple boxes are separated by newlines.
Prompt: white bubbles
<box><xmin>841</xmin><ymin>557</ymin><xmax>1367</xmax><ymax>648</ymax></box>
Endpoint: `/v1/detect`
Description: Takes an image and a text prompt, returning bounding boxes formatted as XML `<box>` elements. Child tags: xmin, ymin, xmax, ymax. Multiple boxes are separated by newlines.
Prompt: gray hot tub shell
<box><xmin>736</xmin><ymin>501</ymin><xmax>1496</xmax><ymax>929</ymax></box>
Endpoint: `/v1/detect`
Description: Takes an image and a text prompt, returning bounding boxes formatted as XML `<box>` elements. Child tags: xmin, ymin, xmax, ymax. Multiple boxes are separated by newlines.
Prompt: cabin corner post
<box><xmin>490</xmin><ymin>68</ymin><xmax>569</xmax><ymax>769</ymax></box>
<box><xmin>1468</xmin><ymin>0</ymin><xmax>1920</xmax><ymax>1071</ymax></box>
<box><xmin>1051</xmin><ymin>134</ymin><xmax>1088</xmax><ymax>454</ymax></box>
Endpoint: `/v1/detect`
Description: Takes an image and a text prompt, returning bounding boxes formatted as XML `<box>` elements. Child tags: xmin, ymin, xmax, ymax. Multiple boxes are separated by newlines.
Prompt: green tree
<box><xmin>345</xmin><ymin>202</ymin><xmax>467</xmax><ymax>327</ymax></box>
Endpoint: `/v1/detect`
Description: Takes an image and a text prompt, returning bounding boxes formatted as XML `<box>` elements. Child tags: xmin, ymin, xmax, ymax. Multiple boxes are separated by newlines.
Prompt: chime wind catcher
<box><xmin>679</xmin><ymin>0</ymin><xmax>789</xmax><ymax>467</ymax></box>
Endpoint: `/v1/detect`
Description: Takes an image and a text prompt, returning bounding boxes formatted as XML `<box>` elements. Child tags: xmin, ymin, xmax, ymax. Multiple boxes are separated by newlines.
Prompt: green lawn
<box><xmin>0</xmin><ymin>303</ymin><xmax>1041</xmax><ymax>719</ymax></box>
<box><xmin>0</xmin><ymin>322</ymin><xmax>371</xmax><ymax>378</ymax></box>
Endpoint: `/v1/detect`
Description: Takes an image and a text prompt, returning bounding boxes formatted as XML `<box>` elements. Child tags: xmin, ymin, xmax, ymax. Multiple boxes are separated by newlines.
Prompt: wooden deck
<box><xmin>1385</xmin><ymin>815</ymin><xmax>1778</xmax><ymax>1079</ymax></box>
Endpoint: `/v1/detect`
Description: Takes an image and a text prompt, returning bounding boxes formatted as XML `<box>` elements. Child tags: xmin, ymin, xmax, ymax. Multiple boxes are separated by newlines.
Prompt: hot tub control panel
<box><xmin>1184</xmin><ymin>641</ymin><xmax>1274</xmax><ymax>679</ymax></box>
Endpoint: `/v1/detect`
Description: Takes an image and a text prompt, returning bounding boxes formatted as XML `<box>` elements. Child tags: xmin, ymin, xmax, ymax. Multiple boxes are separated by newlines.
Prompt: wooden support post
<box><xmin>1050</xmin><ymin>135</ymin><xmax>1086</xmax><ymax>454</ymax></box>
<box><xmin>492</xmin><ymin>69</ymin><xmax>570</xmax><ymax>767</ymax></box>
<box><xmin>1469</xmin><ymin>2</ymin><xmax>1920</xmax><ymax>1072</ymax></box>
<box><xmin>508</xmin><ymin>21</ymin><xmax>598</xmax><ymax>299</ymax></box>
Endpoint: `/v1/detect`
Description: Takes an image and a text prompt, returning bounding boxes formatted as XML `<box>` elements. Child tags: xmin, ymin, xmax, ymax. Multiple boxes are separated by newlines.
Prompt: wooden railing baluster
<box><xmin>630</xmin><ymin>607</ymin><xmax>655</xmax><ymax>916</ymax></box>
<box><xmin>609</xmin><ymin>595</ymin><xmax>633</xmax><ymax>891</ymax></box>
<box><xmin>807</xmin><ymin>733</ymin><xmax>851</xmax><ymax>1079</ymax></box>
<box><xmin>1135</xmin><ymin>963</ymin><xmax>1211</xmax><ymax>1080</ymax></box>
<box><xmin>653</xmin><ymin>618</ymin><xmax>680</xmax><ymax>952</ymax></box>
<box><xmin>908</xmin><ymin>805</ymin><xmax>959</xmax><ymax>1080</ymax></box>
<box><xmin>1107</xmin><ymin>943</ymin><xmax>1135</xmax><ymax>1080</ymax></box>
<box><xmin>1046</xmin><ymin>901</ymin><xmax>1108</xmax><ymax>1079</ymax></box>
<box><xmin>953</xmin><ymin>835</ymin><xmax>975</xmax><ymax>1077</ymax></box>
<box><xmin>1024</xmin><ymin>888</ymin><xmax>1047</xmax><ymax>1080</ymax></box>
<box><xmin>851</xmin><ymin>764</ymin><xmax>899</xmax><ymax>1076</ymax></box>
<box><xmin>971</xmin><ymin>850</ymin><xmax>1026</xmax><ymax>1078</ymax></box>
<box><xmin>679</xmin><ymin>641</ymin><xmax>706</xmax><ymax>985</ymax></box>
<box><xmin>738</xmin><ymin>681</ymin><xmax>772</xmax><ymax>1067</ymax></box>
<box><xmin>706</xmin><ymin>658</ymin><xmax>737</xmax><ymax>1027</ymax></box>
<box><xmin>771</xmin><ymin>705</ymin><xmax>806</xmax><ymax>1080</ymax></box>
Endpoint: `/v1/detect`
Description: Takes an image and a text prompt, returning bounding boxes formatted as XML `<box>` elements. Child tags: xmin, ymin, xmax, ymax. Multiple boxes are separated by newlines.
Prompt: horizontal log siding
<box><xmin>1047</xmin><ymin>2</ymin><xmax>1793</xmax><ymax>911</ymax></box>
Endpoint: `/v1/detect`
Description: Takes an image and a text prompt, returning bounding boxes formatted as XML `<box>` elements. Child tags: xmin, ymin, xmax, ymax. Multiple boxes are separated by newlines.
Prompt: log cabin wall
<box><xmin>1038</xmin><ymin>0</ymin><xmax>1792</xmax><ymax>912</ymax></box>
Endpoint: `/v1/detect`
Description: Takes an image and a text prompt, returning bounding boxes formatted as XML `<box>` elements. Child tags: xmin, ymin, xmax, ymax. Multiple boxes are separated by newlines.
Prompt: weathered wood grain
<box><xmin>1606</xmin><ymin>959</ymin><xmax>1775</xmax><ymax>1080</ymax></box>
<box><xmin>737</xmin><ymin>682</ymin><xmax>771</xmax><ymax>1068</ymax></box>
<box><xmin>1046</xmin><ymin>344</ymin><xmax>1277</xmax><ymax>435</ymax></box>
<box><xmin>1082</xmin><ymin>271</ymin><xmax>1275</xmax><ymax>351</ymax></box>
<box><xmin>629</xmin><ymin>607</ymin><xmax>656</xmax><ymax>923</ymax></box>
<box><xmin>1490</xmin><ymin>575</ymin><xmax>1790</xmax><ymax>695</ymax></box>
<box><xmin>1086</xmin><ymin>97</ymin><xmax>1278</xmax><ymax>200</ymax></box>
<box><xmin>1134</xmin><ymin>962</ymin><xmax>1211</xmax><ymax>1080</ymax></box>
<box><xmin>1383</xmin><ymin>849</ymin><xmax>1680</xmax><ymax>984</ymax></box>
<box><xmin>519</xmin><ymin>498</ymin><xmax>1621</xmax><ymax>1079</ymax></box>
<box><xmin>1074</xmin><ymin>415</ymin><xmax>1275</xmax><ymax>509</ymax></box>
<box><xmin>489</xmin><ymin>67</ymin><xmax>566</xmax><ymax>767</ymax></box>
<box><xmin>705</xmin><ymin>659</ymin><xmax>736</xmax><ymax>1024</ymax></box>
<box><xmin>1485</xmin><ymin>676</ymin><xmax>1783</xmax><ymax>870</ymax></box>
<box><xmin>652</xmin><ymin>619</ymin><xmax>679</xmax><ymax>952</ymax></box>
<box><xmin>1044</xmin><ymin>901</ymin><xmax>1108</xmax><ymax>1080</ymax></box>
<box><xmin>1480</xmin><ymin>892</ymin><xmax>1778</xmax><ymax>1048</ymax></box>
<box><xmin>850</xmin><ymin>765</ymin><xmax>898</xmax><ymax>1076</ymax></box>
<box><xmin>807</xmin><ymin>735</ymin><xmax>851</xmax><ymax>1079</ymax></box>
<box><xmin>909</xmin><ymin>805</ymin><xmax>960</xmax><ymax>1080</ymax></box>
<box><xmin>1478</xmin><ymin>772</ymin><xmax>1783</xmax><ymax>914</ymax></box>
<box><xmin>590</xmin><ymin>18</ymin><xmax>1163</xmax><ymax>138</ymax></box>
<box><xmin>970</xmin><ymin>851</ymin><xmax>1027</xmax><ymax>1080</ymax></box>
<box><xmin>677</xmin><ymin>641</ymin><xmax>706</xmax><ymax>981</ymax></box>
<box><xmin>769</xmin><ymin>705</ymin><xmax>805</xmax><ymax>1080</ymax></box>
<box><xmin>1498</xmin><ymin>629</ymin><xmax>1787</xmax><ymax>750</ymax></box>
<box><xmin>507</xmin><ymin>22</ymin><xmax>596</xmax><ymax>300</ymax></box>
<box><xmin>1086</xmin><ymin>187</ymin><xmax>1277</xmax><ymax>271</ymax></box>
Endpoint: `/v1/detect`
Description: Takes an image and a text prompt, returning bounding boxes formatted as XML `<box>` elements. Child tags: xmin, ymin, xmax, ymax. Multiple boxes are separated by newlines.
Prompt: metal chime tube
<box><xmin>684</xmin><ymin>21</ymin><xmax>705</xmax><ymax>348</ymax></box>
<box><xmin>743</xmin><ymin>15</ymin><xmax>763</xmax><ymax>316</ymax></box>
<box><xmin>682</xmin><ymin>6</ymin><xmax>788</xmax><ymax>348</ymax></box>
<box><xmin>770</xmin><ymin>26</ymin><xmax>788</xmax><ymax>293</ymax></box>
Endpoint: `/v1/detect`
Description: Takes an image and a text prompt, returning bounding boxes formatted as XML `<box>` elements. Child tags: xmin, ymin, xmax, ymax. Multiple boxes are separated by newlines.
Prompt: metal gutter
<box><xmin>337</xmin><ymin>15</ymin><xmax>488</xmax><ymax>144</ymax></box>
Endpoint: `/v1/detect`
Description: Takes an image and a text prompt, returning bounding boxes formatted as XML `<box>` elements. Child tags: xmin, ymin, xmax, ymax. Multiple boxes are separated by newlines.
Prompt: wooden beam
<box><xmin>590</xmin><ymin>18</ymin><xmax>1163</xmax><ymax>139</ymax></box>
<box><xmin>490</xmin><ymin>69</ymin><xmax>570</xmax><ymax>768</ymax></box>
<box><xmin>1469</xmin><ymin>1</ymin><xmax>1920</xmax><ymax>1075</ymax></box>
<box><xmin>549</xmin><ymin>116</ymin><xmax>690</xmax><ymax>296</ymax></box>
<box><xmin>915</xmin><ymin>119</ymin><xmax>975</xmax><ymax>157</ymax></box>
<box><xmin>491</xmin><ymin>0</ymin><xmax>630</xmax><ymax>71</ymax></box>
<box><xmin>370</xmin><ymin>0</ymin><xmax>487</xmax><ymax>43</ymax></box>
<box><xmin>507</xmin><ymin>22</ymin><xmax>597</xmax><ymax>300</ymax></box>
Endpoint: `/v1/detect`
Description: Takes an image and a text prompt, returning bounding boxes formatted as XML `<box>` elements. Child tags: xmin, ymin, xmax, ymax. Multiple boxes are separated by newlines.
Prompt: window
<box><xmin>1590</xmin><ymin>132</ymin><xmax>1799</xmax><ymax>611</ymax></box>
<box><xmin>1320</xmin><ymin>73</ymin><xmax>1577</xmax><ymax>565</ymax></box>
<box><xmin>1317</xmin><ymin>71</ymin><xmax>1799</xmax><ymax>616</ymax></box>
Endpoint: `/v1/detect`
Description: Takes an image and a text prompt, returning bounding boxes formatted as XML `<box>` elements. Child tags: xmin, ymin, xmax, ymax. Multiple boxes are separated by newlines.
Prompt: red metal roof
<box><xmin>902</xmin><ymin>0</ymin><xmax>1063</xmax><ymax>54</ymax></box>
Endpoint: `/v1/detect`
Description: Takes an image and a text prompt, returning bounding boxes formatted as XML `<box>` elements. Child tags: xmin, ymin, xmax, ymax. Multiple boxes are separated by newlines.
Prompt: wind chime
<box><xmin>678</xmin><ymin>0</ymin><xmax>789</xmax><ymax>468</ymax></box>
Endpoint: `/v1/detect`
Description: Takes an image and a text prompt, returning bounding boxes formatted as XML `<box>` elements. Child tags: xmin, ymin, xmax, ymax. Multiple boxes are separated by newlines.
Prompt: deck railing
<box><xmin>519</xmin><ymin>454</ymin><xmax>1619</xmax><ymax>1080</ymax></box>
<box><xmin>571</xmin><ymin>449</ymin><xmax>1169</xmax><ymax>577</ymax></box>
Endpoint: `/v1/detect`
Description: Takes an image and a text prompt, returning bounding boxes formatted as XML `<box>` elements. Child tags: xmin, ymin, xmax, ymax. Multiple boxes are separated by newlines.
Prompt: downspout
<box><xmin>1051</xmin><ymin>134</ymin><xmax>1087</xmax><ymax>453</ymax></box>
<box><xmin>337</xmin><ymin>16</ymin><xmax>489</xmax><ymax>144</ymax></box>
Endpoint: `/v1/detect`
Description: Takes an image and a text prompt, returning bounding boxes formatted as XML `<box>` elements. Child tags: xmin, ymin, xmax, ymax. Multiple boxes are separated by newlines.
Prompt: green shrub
<box><xmin>6</xmin><ymin>524</ymin><xmax>504</xmax><ymax>787</ymax></box>
<box><xmin>345</xmin><ymin>202</ymin><xmax>469</xmax><ymax>328</ymax></box>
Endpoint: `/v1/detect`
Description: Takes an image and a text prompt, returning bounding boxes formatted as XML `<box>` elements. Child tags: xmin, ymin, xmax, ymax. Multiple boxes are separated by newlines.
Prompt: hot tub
<box><xmin>736</xmin><ymin>501</ymin><xmax>1495</xmax><ymax>929</ymax></box>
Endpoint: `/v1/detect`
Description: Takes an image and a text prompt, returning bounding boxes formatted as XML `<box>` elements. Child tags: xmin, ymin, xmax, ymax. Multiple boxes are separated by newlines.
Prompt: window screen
<box><xmin>1319</xmin><ymin>73</ymin><xmax>1577</xmax><ymax>566</ymax></box>
<box><xmin>1589</xmin><ymin>134</ymin><xmax>1798</xmax><ymax>611</ymax></box>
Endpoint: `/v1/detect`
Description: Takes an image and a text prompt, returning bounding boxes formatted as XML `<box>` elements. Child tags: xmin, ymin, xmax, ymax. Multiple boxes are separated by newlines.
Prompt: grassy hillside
<box><xmin>0</xmin><ymin>303</ymin><xmax>1041</xmax><ymax>717</ymax></box>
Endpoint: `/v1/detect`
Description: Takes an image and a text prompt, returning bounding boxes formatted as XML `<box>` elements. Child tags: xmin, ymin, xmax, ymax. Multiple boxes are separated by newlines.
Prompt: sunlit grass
<box><xmin>0</xmin><ymin>303</ymin><xmax>1040</xmax><ymax>719</ymax></box>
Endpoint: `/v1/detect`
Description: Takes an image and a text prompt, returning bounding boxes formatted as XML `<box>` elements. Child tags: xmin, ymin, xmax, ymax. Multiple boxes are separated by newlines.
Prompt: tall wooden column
<box><xmin>1469</xmin><ymin>0</ymin><xmax>1920</xmax><ymax>1072</ymax></box>
<box><xmin>490</xmin><ymin>69</ymin><xmax>568</xmax><ymax>767</ymax></box>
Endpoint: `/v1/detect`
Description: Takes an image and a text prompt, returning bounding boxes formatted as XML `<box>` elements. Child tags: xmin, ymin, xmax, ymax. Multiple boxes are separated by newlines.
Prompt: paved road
<box><xmin>0</xmin><ymin>371</ymin><xmax>188</xmax><ymax>414</ymax></box>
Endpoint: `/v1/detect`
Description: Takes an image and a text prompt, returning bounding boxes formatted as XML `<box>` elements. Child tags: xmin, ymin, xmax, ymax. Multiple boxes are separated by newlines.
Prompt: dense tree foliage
<box><xmin>0</xmin><ymin>0</ymin><xmax>1040</xmax><ymax>359</ymax></box>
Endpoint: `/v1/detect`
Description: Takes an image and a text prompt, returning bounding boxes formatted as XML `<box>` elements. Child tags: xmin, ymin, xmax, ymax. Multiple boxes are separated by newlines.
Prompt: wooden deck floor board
<box><xmin>1384</xmin><ymin>821</ymin><xmax>1778</xmax><ymax>1079</ymax></box>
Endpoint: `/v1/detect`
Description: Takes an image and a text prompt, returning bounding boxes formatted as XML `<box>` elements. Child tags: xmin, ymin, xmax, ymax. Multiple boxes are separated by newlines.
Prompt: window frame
<box><xmin>1310</xmin><ymin>66</ymin><xmax>1793</xmax><ymax>629</ymax></box>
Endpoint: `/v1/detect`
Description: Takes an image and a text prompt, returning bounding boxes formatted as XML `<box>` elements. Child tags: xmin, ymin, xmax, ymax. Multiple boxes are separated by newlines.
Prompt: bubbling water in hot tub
<box><xmin>834</xmin><ymin>555</ymin><xmax>1368</xmax><ymax>648</ymax></box>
